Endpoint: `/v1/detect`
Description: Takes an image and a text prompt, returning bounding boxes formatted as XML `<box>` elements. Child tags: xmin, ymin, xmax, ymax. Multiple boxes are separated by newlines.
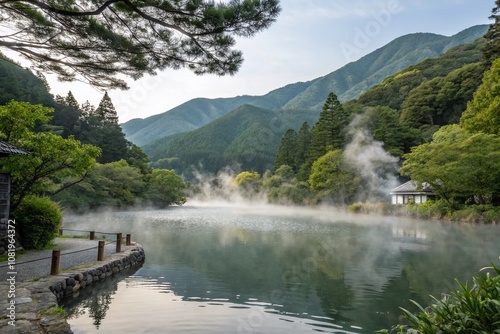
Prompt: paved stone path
<box><xmin>0</xmin><ymin>238</ymin><xmax>138</xmax><ymax>333</ymax></box>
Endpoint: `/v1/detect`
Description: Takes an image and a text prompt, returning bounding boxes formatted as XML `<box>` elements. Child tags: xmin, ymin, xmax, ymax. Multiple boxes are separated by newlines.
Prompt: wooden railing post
<box><xmin>90</xmin><ymin>231</ymin><xmax>95</xmax><ymax>240</ymax></box>
<box><xmin>51</xmin><ymin>250</ymin><xmax>61</xmax><ymax>275</ymax></box>
<box><xmin>97</xmin><ymin>241</ymin><xmax>105</xmax><ymax>261</ymax></box>
<box><xmin>126</xmin><ymin>234</ymin><xmax>131</xmax><ymax>246</ymax></box>
<box><xmin>116</xmin><ymin>233</ymin><xmax>122</xmax><ymax>253</ymax></box>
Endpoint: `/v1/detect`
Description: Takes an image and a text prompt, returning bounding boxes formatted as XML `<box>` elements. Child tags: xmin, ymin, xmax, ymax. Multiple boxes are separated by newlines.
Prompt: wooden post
<box><xmin>126</xmin><ymin>234</ymin><xmax>131</xmax><ymax>246</ymax></box>
<box><xmin>59</xmin><ymin>229</ymin><xmax>63</xmax><ymax>236</ymax></box>
<box><xmin>116</xmin><ymin>233</ymin><xmax>122</xmax><ymax>253</ymax></box>
<box><xmin>51</xmin><ymin>250</ymin><xmax>61</xmax><ymax>275</ymax></box>
<box><xmin>97</xmin><ymin>241</ymin><xmax>105</xmax><ymax>261</ymax></box>
<box><xmin>90</xmin><ymin>231</ymin><xmax>95</xmax><ymax>240</ymax></box>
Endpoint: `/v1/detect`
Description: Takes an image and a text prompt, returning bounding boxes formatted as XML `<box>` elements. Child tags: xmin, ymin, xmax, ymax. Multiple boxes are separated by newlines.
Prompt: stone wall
<box><xmin>49</xmin><ymin>246</ymin><xmax>145</xmax><ymax>301</ymax></box>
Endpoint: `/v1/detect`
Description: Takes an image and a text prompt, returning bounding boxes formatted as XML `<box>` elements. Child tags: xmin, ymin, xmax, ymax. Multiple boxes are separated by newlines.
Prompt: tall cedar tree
<box><xmin>484</xmin><ymin>0</ymin><xmax>500</xmax><ymax>66</ymax></box>
<box><xmin>309</xmin><ymin>92</ymin><xmax>351</xmax><ymax>162</ymax></box>
<box><xmin>294</xmin><ymin>122</ymin><xmax>312</xmax><ymax>171</ymax></box>
<box><xmin>274</xmin><ymin>129</ymin><xmax>297</xmax><ymax>171</ymax></box>
<box><xmin>0</xmin><ymin>1</ymin><xmax>280</xmax><ymax>89</ymax></box>
<box><xmin>95</xmin><ymin>92</ymin><xmax>119</xmax><ymax>123</ymax></box>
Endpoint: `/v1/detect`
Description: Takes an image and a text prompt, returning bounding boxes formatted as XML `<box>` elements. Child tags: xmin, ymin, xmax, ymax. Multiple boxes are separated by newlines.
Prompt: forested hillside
<box><xmin>146</xmin><ymin>33</ymin><xmax>488</xmax><ymax>179</ymax></box>
<box><xmin>145</xmin><ymin>105</ymin><xmax>320</xmax><ymax>177</ymax></box>
<box><xmin>123</xmin><ymin>25</ymin><xmax>488</xmax><ymax>147</ymax></box>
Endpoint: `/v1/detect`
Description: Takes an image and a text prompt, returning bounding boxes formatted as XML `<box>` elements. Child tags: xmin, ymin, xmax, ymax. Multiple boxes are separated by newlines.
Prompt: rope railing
<box><xmin>0</xmin><ymin>228</ymin><xmax>136</xmax><ymax>275</ymax></box>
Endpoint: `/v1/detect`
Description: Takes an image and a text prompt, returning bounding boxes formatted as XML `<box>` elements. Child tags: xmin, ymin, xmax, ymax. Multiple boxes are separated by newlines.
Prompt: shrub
<box><xmin>12</xmin><ymin>196</ymin><xmax>63</xmax><ymax>250</ymax></box>
<box><xmin>378</xmin><ymin>262</ymin><xmax>500</xmax><ymax>333</ymax></box>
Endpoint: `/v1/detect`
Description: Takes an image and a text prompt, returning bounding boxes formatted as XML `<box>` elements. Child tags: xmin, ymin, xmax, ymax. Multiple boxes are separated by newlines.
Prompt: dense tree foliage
<box><xmin>262</xmin><ymin>165</ymin><xmax>310</xmax><ymax>205</ymax></box>
<box><xmin>400</xmin><ymin>63</ymin><xmax>485</xmax><ymax>139</ymax></box>
<box><xmin>309</xmin><ymin>92</ymin><xmax>351</xmax><ymax>161</ymax></box>
<box><xmin>483</xmin><ymin>0</ymin><xmax>500</xmax><ymax>66</ymax></box>
<box><xmin>12</xmin><ymin>196</ymin><xmax>62</xmax><ymax>250</ymax></box>
<box><xmin>400</xmin><ymin>125</ymin><xmax>500</xmax><ymax>205</ymax></box>
<box><xmin>309</xmin><ymin>150</ymin><xmax>360</xmax><ymax>204</ymax></box>
<box><xmin>461</xmin><ymin>58</ymin><xmax>500</xmax><ymax>135</ymax></box>
<box><xmin>274</xmin><ymin>129</ymin><xmax>297</xmax><ymax>171</ymax></box>
<box><xmin>53</xmin><ymin>160</ymin><xmax>186</xmax><ymax>211</ymax></box>
<box><xmin>0</xmin><ymin>0</ymin><xmax>280</xmax><ymax>89</ymax></box>
<box><xmin>0</xmin><ymin>101</ymin><xmax>101</xmax><ymax>210</ymax></box>
<box><xmin>147</xmin><ymin>105</ymin><xmax>320</xmax><ymax>177</ymax></box>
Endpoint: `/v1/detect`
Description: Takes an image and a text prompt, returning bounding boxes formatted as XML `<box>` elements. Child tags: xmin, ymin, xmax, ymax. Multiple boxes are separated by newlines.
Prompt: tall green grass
<box><xmin>378</xmin><ymin>262</ymin><xmax>500</xmax><ymax>333</ymax></box>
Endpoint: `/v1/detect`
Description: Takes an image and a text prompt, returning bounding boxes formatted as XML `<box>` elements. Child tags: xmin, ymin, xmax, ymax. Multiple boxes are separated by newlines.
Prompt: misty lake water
<box><xmin>61</xmin><ymin>204</ymin><xmax>500</xmax><ymax>333</ymax></box>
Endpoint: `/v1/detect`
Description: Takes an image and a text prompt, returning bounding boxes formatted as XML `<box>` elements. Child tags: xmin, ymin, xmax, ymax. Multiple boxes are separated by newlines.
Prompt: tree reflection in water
<box><xmin>62</xmin><ymin>266</ymin><xmax>142</xmax><ymax>329</ymax></box>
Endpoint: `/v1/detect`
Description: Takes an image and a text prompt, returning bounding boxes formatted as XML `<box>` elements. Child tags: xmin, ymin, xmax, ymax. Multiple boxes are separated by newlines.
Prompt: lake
<box><xmin>61</xmin><ymin>203</ymin><xmax>500</xmax><ymax>333</ymax></box>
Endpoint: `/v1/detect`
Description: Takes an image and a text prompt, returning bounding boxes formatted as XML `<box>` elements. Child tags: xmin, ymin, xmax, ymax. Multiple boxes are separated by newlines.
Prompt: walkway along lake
<box><xmin>62</xmin><ymin>204</ymin><xmax>500</xmax><ymax>333</ymax></box>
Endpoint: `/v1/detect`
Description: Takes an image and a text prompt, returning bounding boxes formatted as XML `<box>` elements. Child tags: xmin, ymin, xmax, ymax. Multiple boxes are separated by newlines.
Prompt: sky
<box><xmin>38</xmin><ymin>0</ymin><xmax>494</xmax><ymax>123</ymax></box>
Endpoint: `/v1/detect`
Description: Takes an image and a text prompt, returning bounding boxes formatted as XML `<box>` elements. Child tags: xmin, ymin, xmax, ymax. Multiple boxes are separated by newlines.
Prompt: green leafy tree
<box><xmin>309</xmin><ymin>150</ymin><xmax>361</xmax><ymax>204</ymax></box>
<box><xmin>360</xmin><ymin>106</ymin><xmax>420</xmax><ymax>157</ymax></box>
<box><xmin>309</xmin><ymin>92</ymin><xmax>351</xmax><ymax>161</ymax></box>
<box><xmin>53</xmin><ymin>160</ymin><xmax>146</xmax><ymax>210</ymax></box>
<box><xmin>0</xmin><ymin>100</ymin><xmax>101</xmax><ymax>210</ymax></box>
<box><xmin>235</xmin><ymin>171</ymin><xmax>262</xmax><ymax>196</ymax></box>
<box><xmin>400</xmin><ymin>125</ymin><xmax>500</xmax><ymax>205</ymax></box>
<box><xmin>461</xmin><ymin>58</ymin><xmax>500</xmax><ymax>135</ymax></box>
<box><xmin>262</xmin><ymin>165</ymin><xmax>310</xmax><ymax>204</ymax></box>
<box><xmin>146</xmin><ymin>169</ymin><xmax>186</xmax><ymax>207</ymax></box>
<box><xmin>400</xmin><ymin>63</ymin><xmax>485</xmax><ymax>139</ymax></box>
<box><xmin>0</xmin><ymin>0</ymin><xmax>281</xmax><ymax>89</ymax></box>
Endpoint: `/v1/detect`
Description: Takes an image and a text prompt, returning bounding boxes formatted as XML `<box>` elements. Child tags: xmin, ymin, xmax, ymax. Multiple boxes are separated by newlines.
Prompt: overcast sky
<box><xmin>43</xmin><ymin>0</ymin><xmax>493</xmax><ymax>123</ymax></box>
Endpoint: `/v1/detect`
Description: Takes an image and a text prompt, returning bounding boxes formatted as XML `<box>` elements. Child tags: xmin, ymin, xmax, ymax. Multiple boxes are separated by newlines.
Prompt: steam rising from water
<box><xmin>344</xmin><ymin>115</ymin><xmax>399</xmax><ymax>202</ymax></box>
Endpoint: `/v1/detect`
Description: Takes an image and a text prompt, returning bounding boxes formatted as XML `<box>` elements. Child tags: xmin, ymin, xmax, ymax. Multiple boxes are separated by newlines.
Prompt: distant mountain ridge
<box><xmin>123</xmin><ymin>25</ymin><xmax>488</xmax><ymax>147</ymax></box>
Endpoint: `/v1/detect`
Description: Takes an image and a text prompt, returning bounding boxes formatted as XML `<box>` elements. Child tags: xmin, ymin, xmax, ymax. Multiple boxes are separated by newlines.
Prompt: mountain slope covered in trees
<box><xmin>145</xmin><ymin>32</ymin><xmax>488</xmax><ymax>178</ymax></box>
<box><xmin>145</xmin><ymin>105</ymin><xmax>320</xmax><ymax>176</ymax></box>
<box><xmin>123</xmin><ymin>25</ymin><xmax>488</xmax><ymax>147</ymax></box>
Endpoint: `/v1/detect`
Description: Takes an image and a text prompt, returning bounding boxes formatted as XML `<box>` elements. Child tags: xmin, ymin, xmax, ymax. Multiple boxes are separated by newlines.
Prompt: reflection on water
<box><xmin>63</xmin><ymin>205</ymin><xmax>500</xmax><ymax>333</ymax></box>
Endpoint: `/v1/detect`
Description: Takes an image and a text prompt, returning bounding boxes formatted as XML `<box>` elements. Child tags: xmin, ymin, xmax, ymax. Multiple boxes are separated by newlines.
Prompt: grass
<box><xmin>39</xmin><ymin>305</ymin><xmax>66</xmax><ymax>317</ymax></box>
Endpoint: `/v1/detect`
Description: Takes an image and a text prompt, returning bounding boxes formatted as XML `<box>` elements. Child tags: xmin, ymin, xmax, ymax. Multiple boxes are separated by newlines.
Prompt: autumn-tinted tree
<box><xmin>0</xmin><ymin>0</ymin><xmax>280</xmax><ymax>89</ymax></box>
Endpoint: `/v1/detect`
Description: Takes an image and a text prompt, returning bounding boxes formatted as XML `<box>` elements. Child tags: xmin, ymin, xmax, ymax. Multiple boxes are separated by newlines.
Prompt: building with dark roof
<box><xmin>0</xmin><ymin>140</ymin><xmax>29</xmax><ymax>157</ymax></box>
<box><xmin>390</xmin><ymin>181</ymin><xmax>434</xmax><ymax>205</ymax></box>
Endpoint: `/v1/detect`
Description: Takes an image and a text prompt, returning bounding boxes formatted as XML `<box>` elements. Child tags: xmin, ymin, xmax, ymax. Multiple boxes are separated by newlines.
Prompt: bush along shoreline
<box><xmin>348</xmin><ymin>199</ymin><xmax>500</xmax><ymax>224</ymax></box>
<box><xmin>377</xmin><ymin>262</ymin><xmax>500</xmax><ymax>333</ymax></box>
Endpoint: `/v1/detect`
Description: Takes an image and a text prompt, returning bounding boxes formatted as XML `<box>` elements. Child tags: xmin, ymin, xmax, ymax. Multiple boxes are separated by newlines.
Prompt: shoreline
<box><xmin>0</xmin><ymin>243</ymin><xmax>145</xmax><ymax>334</ymax></box>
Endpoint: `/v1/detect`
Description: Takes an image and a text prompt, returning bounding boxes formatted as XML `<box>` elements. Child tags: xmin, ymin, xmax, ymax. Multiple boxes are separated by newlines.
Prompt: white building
<box><xmin>390</xmin><ymin>181</ymin><xmax>434</xmax><ymax>205</ymax></box>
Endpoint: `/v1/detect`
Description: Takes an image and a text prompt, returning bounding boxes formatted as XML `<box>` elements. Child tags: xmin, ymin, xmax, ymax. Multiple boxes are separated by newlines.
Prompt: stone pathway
<box><xmin>0</xmin><ymin>238</ymin><xmax>139</xmax><ymax>333</ymax></box>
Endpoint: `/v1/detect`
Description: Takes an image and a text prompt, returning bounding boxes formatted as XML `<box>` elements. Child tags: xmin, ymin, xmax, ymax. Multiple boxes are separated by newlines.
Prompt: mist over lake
<box><xmin>62</xmin><ymin>204</ymin><xmax>500</xmax><ymax>333</ymax></box>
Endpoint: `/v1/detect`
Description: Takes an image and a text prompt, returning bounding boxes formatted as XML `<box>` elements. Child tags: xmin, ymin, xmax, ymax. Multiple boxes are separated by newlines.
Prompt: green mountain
<box><xmin>145</xmin><ymin>105</ymin><xmax>320</xmax><ymax>176</ymax></box>
<box><xmin>123</xmin><ymin>25</ymin><xmax>488</xmax><ymax>147</ymax></box>
<box><xmin>147</xmin><ymin>31</ymin><xmax>488</xmax><ymax>177</ymax></box>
